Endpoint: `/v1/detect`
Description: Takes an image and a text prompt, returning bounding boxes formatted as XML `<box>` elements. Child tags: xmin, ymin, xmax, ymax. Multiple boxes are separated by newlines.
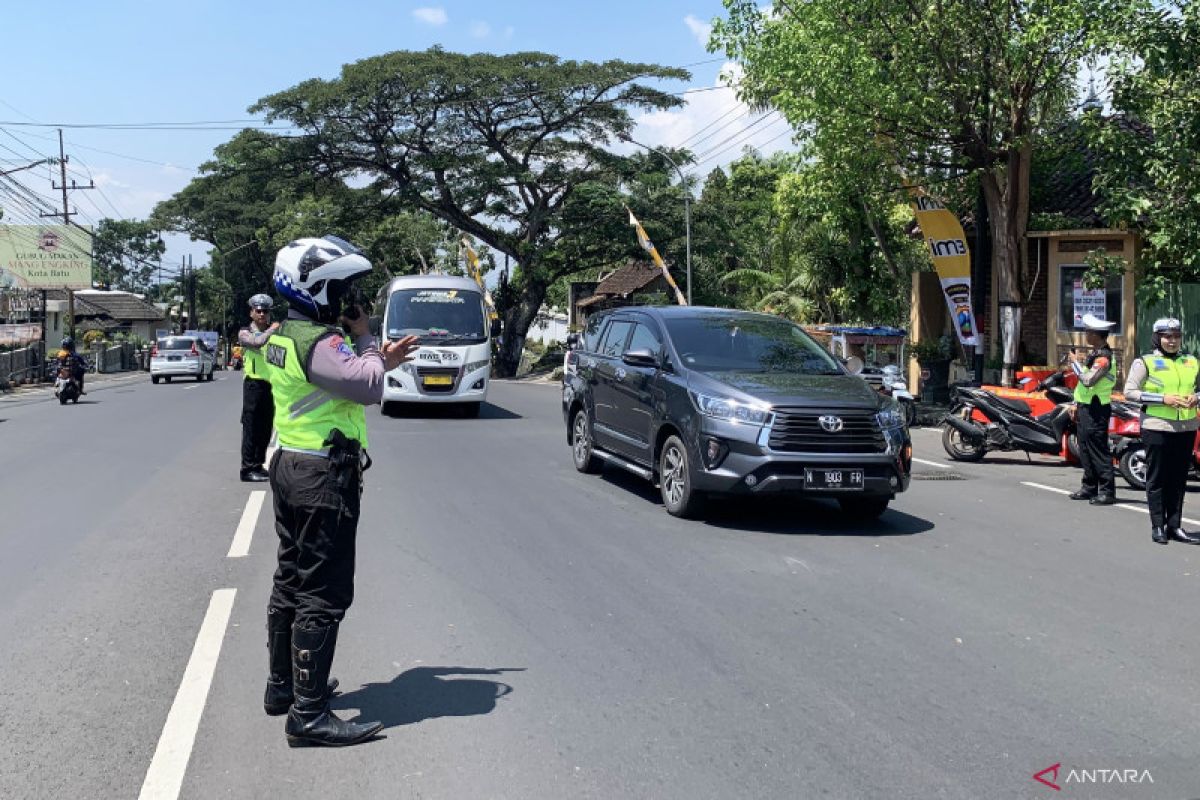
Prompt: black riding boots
<box><xmin>264</xmin><ymin>612</ymin><xmax>338</xmax><ymax>716</ymax></box>
<box><xmin>284</xmin><ymin>623</ymin><xmax>383</xmax><ymax>747</ymax></box>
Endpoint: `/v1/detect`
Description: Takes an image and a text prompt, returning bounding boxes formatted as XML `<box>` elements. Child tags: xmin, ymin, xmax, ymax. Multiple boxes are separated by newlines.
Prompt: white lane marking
<box><xmin>785</xmin><ymin>556</ymin><xmax>813</xmax><ymax>572</ymax></box>
<box><xmin>1021</xmin><ymin>481</ymin><xmax>1072</xmax><ymax>496</ymax></box>
<box><xmin>138</xmin><ymin>588</ymin><xmax>236</xmax><ymax>800</ymax></box>
<box><xmin>227</xmin><ymin>491</ymin><xmax>266</xmax><ymax>558</ymax></box>
<box><xmin>912</xmin><ymin>457</ymin><xmax>953</xmax><ymax>470</ymax></box>
<box><xmin>1023</xmin><ymin>481</ymin><xmax>1200</xmax><ymax>526</ymax></box>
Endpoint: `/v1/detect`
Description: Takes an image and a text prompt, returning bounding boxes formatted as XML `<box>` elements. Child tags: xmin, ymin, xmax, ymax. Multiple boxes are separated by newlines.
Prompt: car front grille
<box><xmin>768</xmin><ymin>408</ymin><xmax>885</xmax><ymax>454</ymax></box>
<box><xmin>416</xmin><ymin>366</ymin><xmax>460</xmax><ymax>394</ymax></box>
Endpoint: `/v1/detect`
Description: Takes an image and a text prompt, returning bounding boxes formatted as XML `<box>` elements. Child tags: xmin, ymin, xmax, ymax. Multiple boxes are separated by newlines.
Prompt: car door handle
<box><xmin>615</xmin><ymin>367</ymin><xmax>626</xmax><ymax>381</ymax></box>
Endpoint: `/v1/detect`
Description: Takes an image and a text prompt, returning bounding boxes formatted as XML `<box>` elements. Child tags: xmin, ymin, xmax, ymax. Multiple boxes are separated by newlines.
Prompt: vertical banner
<box><xmin>626</xmin><ymin>208</ymin><xmax>687</xmax><ymax>306</ymax></box>
<box><xmin>908</xmin><ymin>191</ymin><xmax>978</xmax><ymax>346</ymax></box>
<box><xmin>460</xmin><ymin>237</ymin><xmax>498</xmax><ymax>321</ymax></box>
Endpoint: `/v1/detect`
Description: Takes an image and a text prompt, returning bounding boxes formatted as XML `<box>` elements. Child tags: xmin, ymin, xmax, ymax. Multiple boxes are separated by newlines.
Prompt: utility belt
<box><xmin>323</xmin><ymin>428</ymin><xmax>371</xmax><ymax>494</ymax></box>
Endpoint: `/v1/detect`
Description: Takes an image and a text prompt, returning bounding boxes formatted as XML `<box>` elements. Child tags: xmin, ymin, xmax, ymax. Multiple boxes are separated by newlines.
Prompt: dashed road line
<box><xmin>1021</xmin><ymin>481</ymin><xmax>1072</xmax><ymax>496</ymax></box>
<box><xmin>912</xmin><ymin>457</ymin><xmax>953</xmax><ymax>470</ymax></box>
<box><xmin>227</xmin><ymin>491</ymin><xmax>266</xmax><ymax>558</ymax></box>
<box><xmin>138</xmin><ymin>588</ymin><xmax>236</xmax><ymax>800</ymax></box>
<box><xmin>1022</xmin><ymin>481</ymin><xmax>1200</xmax><ymax>526</ymax></box>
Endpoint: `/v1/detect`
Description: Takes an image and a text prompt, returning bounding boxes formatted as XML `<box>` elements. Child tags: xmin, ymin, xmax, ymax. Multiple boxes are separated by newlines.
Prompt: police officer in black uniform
<box><xmin>1068</xmin><ymin>313</ymin><xmax>1119</xmax><ymax>505</ymax></box>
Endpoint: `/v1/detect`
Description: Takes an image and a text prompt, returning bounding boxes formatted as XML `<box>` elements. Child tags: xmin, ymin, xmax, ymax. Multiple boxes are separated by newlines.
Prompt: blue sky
<box><xmin>0</xmin><ymin>1</ymin><xmax>793</xmax><ymax>272</ymax></box>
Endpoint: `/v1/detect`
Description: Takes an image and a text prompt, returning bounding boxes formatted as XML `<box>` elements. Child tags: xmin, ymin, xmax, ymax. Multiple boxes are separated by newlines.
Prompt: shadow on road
<box><xmin>597</xmin><ymin>467</ymin><xmax>932</xmax><ymax>537</ymax></box>
<box><xmin>381</xmin><ymin>402</ymin><xmax>521</xmax><ymax>420</ymax></box>
<box><xmin>332</xmin><ymin>666</ymin><xmax>524</xmax><ymax>731</ymax></box>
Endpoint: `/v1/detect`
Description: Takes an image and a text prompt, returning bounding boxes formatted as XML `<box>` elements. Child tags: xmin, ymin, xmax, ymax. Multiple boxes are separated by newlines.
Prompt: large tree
<box><xmin>250</xmin><ymin>48</ymin><xmax>687</xmax><ymax>376</ymax></box>
<box><xmin>92</xmin><ymin>219</ymin><xmax>166</xmax><ymax>295</ymax></box>
<box><xmin>1090</xmin><ymin>1</ymin><xmax>1200</xmax><ymax>301</ymax></box>
<box><xmin>714</xmin><ymin>0</ymin><xmax>1142</xmax><ymax>383</ymax></box>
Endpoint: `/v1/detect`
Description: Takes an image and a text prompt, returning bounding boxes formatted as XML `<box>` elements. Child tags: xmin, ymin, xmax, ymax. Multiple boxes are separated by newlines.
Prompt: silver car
<box><xmin>150</xmin><ymin>335</ymin><xmax>215</xmax><ymax>384</ymax></box>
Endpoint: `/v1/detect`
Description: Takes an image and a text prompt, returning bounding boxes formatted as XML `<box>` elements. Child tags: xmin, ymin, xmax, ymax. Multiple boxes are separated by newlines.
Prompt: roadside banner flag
<box><xmin>908</xmin><ymin>189</ymin><xmax>978</xmax><ymax>346</ymax></box>
<box><xmin>626</xmin><ymin>208</ymin><xmax>687</xmax><ymax>306</ymax></box>
<box><xmin>461</xmin><ymin>237</ymin><xmax>498</xmax><ymax>321</ymax></box>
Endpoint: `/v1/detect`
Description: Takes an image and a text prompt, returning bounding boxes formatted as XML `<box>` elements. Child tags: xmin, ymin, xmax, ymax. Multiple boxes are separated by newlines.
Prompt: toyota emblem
<box><xmin>818</xmin><ymin>415</ymin><xmax>844</xmax><ymax>433</ymax></box>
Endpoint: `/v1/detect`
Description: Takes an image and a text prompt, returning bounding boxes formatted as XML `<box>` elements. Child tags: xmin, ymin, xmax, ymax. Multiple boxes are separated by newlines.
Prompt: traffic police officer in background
<box><xmin>237</xmin><ymin>294</ymin><xmax>279</xmax><ymax>482</ymax></box>
<box><xmin>1124</xmin><ymin>318</ymin><xmax>1200</xmax><ymax>545</ymax></box>
<box><xmin>262</xmin><ymin>235</ymin><xmax>418</xmax><ymax>747</ymax></box>
<box><xmin>1068</xmin><ymin>313</ymin><xmax>1119</xmax><ymax>505</ymax></box>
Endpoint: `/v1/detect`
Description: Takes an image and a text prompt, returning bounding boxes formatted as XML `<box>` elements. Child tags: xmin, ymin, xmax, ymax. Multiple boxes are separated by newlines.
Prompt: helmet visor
<box><xmin>321</xmin><ymin>235</ymin><xmax>363</xmax><ymax>256</ymax></box>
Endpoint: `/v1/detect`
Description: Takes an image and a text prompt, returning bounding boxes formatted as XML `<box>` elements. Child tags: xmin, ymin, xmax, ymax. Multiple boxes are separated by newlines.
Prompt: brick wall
<box><xmin>1020</xmin><ymin>238</ymin><xmax>1049</xmax><ymax>365</ymax></box>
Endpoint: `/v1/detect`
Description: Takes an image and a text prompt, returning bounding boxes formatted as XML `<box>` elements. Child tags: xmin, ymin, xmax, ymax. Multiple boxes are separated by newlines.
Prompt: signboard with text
<box><xmin>1072</xmin><ymin>280</ymin><xmax>1106</xmax><ymax>327</ymax></box>
<box><xmin>0</xmin><ymin>225</ymin><xmax>93</xmax><ymax>289</ymax></box>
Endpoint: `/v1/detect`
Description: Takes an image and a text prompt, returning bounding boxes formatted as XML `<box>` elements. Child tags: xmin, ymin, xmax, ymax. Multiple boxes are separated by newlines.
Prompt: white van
<box><xmin>373</xmin><ymin>275</ymin><xmax>499</xmax><ymax>417</ymax></box>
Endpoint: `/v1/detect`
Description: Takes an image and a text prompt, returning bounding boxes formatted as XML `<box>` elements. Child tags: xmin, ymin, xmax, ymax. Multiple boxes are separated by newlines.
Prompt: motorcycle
<box><xmin>1112</xmin><ymin>414</ymin><xmax>1200</xmax><ymax>491</ymax></box>
<box><xmin>941</xmin><ymin>371</ymin><xmax>1079</xmax><ymax>462</ymax></box>
<box><xmin>878</xmin><ymin>364</ymin><xmax>917</xmax><ymax>426</ymax></box>
<box><xmin>54</xmin><ymin>364</ymin><xmax>81</xmax><ymax>405</ymax></box>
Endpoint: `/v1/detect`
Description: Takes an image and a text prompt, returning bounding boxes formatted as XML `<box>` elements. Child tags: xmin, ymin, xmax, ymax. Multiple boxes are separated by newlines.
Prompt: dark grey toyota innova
<box><xmin>561</xmin><ymin>306</ymin><xmax>912</xmax><ymax>519</ymax></box>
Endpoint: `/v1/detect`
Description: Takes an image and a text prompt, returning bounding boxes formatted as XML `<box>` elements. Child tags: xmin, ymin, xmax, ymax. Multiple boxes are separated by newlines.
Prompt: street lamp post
<box><xmin>620</xmin><ymin>134</ymin><xmax>692</xmax><ymax>305</ymax></box>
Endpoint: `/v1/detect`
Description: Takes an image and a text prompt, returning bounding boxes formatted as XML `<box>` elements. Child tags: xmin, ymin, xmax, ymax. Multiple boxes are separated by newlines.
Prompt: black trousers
<box><xmin>240</xmin><ymin>378</ymin><xmax>274</xmax><ymax>471</ymax></box>
<box><xmin>267</xmin><ymin>450</ymin><xmax>360</xmax><ymax>630</ymax></box>
<box><xmin>1076</xmin><ymin>400</ymin><xmax>1115</xmax><ymax>497</ymax></box>
<box><xmin>1143</xmin><ymin>428</ymin><xmax>1194</xmax><ymax>529</ymax></box>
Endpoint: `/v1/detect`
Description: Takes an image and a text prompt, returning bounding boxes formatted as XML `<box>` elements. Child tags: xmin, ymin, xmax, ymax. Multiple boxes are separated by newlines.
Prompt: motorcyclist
<box><xmin>56</xmin><ymin>337</ymin><xmax>86</xmax><ymax>394</ymax></box>
<box><xmin>1123</xmin><ymin>318</ymin><xmax>1200</xmax><ymax>545</ymax></box>
<box><xmin>261</xmin><ymin>235</ymin><xmax>419</xmax><ymax>747</ymax></box>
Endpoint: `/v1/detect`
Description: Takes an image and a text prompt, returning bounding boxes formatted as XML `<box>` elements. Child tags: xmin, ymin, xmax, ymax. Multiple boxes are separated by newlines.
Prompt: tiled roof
<box><xmin>592</xmin><ymin>261</ymin><xmax>663</xmax><ymax>297</ymax></box>
<box><xmin>74</xmin><ymin>290</ymin><xmax>164</xmax><ymax>321</ymax></box>
<box><xmin>45</xmin><ymin>289</ymin><xmax>107</xmax><ymax>318</ymax></box>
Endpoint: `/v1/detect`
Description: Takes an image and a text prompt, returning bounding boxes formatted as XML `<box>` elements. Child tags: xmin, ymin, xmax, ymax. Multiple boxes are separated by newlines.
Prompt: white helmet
<box><xmin>274</xmin><ymin>235</ymin><xmax>372</xmax><ymax>322</ymax></box>
<box><xmin>1153</xmin><ymin>317</ymin><xmax>1182</xmax><ymax>333</ymax></box>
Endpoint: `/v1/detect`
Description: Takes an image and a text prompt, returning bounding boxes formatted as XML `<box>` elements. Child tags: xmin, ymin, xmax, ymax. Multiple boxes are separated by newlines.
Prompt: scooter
<box><xmin>54</xmin><ymin>364</ymin><xmax>81</xmax><ymax>405</ymax></box>
<box><xmin>1112</xmin><ymin>415</ymin><xmax>1200</xmax><ymax>491</ymax></box>
<box><xmin>941</xmin><ymin>371</ymin><xmax>1078</xmax><ymax>462</ymax></box>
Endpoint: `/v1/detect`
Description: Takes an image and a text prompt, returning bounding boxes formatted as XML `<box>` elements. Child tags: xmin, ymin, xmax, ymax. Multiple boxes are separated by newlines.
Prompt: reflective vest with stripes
<box><xmin>1073</xmin><ymin>347</ymin><xmax>1115</xmax><ymax>405</ymax></box>
<box><xmin>243</xmin><ymin>333</ymin><xmax>267</xmax><ymax>381</ymax></box>
<box><xmin>1142</xmin><ymin>353</ymin><xmax>1200</xmax><ymax>422</ymax></box>
<box><xmin>262</xmin><ymin>320</ymin><xmax>368</xmax><ymax>451</ymax></box>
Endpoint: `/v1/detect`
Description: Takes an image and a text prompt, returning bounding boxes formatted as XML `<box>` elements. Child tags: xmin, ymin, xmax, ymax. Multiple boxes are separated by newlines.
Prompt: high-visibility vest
<box><xmin>262</xmin><ymin>320</ymin><xmax>368</xmax><ymax>451</ymax></box>
<box><xmin>1142</xmin><ymin>353</ymin><xmax>1200</xmax><ymax>422</ymax></box>
<box><xmin>1073</xmin><ymin>348</ymin><xmax>1115</xmax><ymax>405</ymax></box>
<box><xmin>243</xmin><ymin>338</ymin><xmax>267</xmax><ymax>381</ymax></box>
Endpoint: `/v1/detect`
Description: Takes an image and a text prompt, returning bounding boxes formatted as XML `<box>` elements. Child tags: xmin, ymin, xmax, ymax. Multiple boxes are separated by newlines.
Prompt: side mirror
<box><xmin>622</xmin><ymin>348</ymin><xmax>659</xmax><ymax>368</ymax></box>
<box><xmin>368</xmin><ymin>315</ymin><xmax>382</xmax><ymax>337</ymax></box>
<box><xmin>490</xmin><ymin>319</ymin><xmax>502</xmax><ymax>338</ymax></box>
<box><xmin>845</xmin><ymin>355</ymin><xmax>865</xmax><ymax>375</ymax></box>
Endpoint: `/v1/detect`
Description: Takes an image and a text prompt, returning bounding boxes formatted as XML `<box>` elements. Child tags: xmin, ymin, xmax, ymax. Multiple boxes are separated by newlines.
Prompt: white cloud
<box><xmin>469</xmin><ymin>20</ymin><xmax>492</xmax><ymax>38</ymax></box>
<box><xmin>684</xmin><ymin>14</ymin><xmax>713</xmax><ymax>48</ymax></box>
<box><xmin>627</xmin><ymin>63</ymin><xmax>797</xmax><ymax>179</ymax></box>
<box><xmin>412</xmin><ymin>6</ymin><xmax>448</xmax><ymax>25</ymax></box>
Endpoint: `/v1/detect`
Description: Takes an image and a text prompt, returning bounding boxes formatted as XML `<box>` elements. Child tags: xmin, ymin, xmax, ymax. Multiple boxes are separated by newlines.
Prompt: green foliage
<box><xmin>251</xmin><ymin>48</ymin><xmax>688</xmax><ymax>376</ymax></box>
<box><xmin>1088</xmin><ymin>2</ymin><xmax>1200</xmax><ymax>300</ymax></box>
<box><xmin>92</xmin><ymin>219</ymin><xmax>165</xmax><ymax>293</ymax></box>
<box><xmin>910</xmin><ymin>335</ymin><xmax>952</xmax><ymax>365</ymax></box>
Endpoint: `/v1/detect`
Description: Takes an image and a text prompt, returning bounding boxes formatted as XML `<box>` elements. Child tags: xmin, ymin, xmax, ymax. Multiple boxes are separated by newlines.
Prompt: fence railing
<box><xmin>0</xmin><ymin>343</ymin><xmax>46</xmax><ymax>388</ymax></box>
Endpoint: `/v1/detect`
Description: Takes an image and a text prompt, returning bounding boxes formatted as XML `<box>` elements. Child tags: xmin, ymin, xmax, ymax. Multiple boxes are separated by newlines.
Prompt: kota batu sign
<box><xmin>0</xmin><ymin>225</ymin><xmax>93</xmax><ymax>290</ymax></box>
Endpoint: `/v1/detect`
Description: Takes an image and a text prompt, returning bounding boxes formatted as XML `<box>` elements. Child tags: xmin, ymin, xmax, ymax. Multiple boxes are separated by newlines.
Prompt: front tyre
<box><xmin>941</xmin><ymin>407</ymin><xmax>986</xmax><ymax>462</ymax></box>
<box><xmin>571</xmin><ymin>408</ymin><xmax>601</xmax><ymax>474</ymax></box>
<box><xmin>659</xmin><ymin>435</ymin><xmax>704</xmax><ymax>518</ymax></box>
<box><xmin>1119</xmin><ymin>446</ymin><xmax>1147</xmax><ymax>491</ymax></box>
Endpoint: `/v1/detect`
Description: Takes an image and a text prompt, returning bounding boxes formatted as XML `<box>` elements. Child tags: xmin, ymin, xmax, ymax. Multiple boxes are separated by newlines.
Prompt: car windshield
<box><xmin>664</xmin><ymin>316</ymin><xmax>844</xmax><ymax>375</ymax></box>
<box><xmin>387</xmin><ymin>288</ymin><xmax>486</xmax><ymax>344</ymax></box>
<box><xmin>157</xmin><ymin>337</ymin><xmax>196</xmax><ymax>351</ymax></box>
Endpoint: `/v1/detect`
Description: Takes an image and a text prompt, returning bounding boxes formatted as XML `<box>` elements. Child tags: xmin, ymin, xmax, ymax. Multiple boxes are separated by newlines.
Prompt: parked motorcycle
<box><xmin>941</xmin><ymin>371</ymin><xmax>1078</xmax><ymax>462</ymax></box>
<box><xmin>54</xmin><ymin>364</ymin><xmax>81</xmax><ymax>405</ymax></box>
<box><xmin>878</xmin><ymin>364</ymin><xmax>917</xmax><ymax>426</ymax></box>
<box><xmin>1112</xmin><ymin>413</ymin><xmax>1200</xmax><ymax>491</ymax></box>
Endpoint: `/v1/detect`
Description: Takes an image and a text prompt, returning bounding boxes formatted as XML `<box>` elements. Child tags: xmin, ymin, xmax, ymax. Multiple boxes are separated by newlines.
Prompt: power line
<box><xmin>691</xmin><ymin>111</ymin><xmax>781</xmax><ymax>161</ymax></box>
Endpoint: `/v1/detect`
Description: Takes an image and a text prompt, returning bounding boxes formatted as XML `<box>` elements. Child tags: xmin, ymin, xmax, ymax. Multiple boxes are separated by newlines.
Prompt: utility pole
<box><xmin>187</xmin><ymin>254</ymin><xmax>197</xmax><ymax>331</ymax></box>
<box><xmin>39</xmin><ymin>129</ymin><xmax>94</xmax><ymax>340</ymax></box>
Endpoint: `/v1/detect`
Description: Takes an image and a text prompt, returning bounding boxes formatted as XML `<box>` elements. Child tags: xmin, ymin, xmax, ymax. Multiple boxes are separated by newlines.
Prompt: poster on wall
<box><xmin>1072</xmin><ymin>280</ymin><xmax>1106</xmax><ymax>327</ymax></box>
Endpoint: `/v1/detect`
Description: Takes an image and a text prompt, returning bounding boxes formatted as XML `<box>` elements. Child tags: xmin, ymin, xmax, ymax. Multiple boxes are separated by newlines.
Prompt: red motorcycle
<box><xmin>1112</xmin><ymin>413</ymin><xmax>1200</xmax><ymax>490</ymax></box>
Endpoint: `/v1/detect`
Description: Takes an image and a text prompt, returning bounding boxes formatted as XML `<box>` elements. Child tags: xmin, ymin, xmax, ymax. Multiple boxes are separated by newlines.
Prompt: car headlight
<box><xmin>692</xmin><ymin>392</ymin><xmax>772</xmax><ymax>425</ymax></box>
<box><xmin>464</xmin><ymin>359</ymin><xmax>490</xmax><ymax>374</ymax></box>
<box><xmin>876</xmin><ymin>402</ymin><xmax>905</xmax><ymax>430</ymax></box>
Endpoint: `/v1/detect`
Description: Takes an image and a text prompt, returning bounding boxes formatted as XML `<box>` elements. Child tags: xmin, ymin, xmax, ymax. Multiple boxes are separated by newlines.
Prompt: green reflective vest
<box><xmin>1142</xmin><ymin>353</ymin><xmax>1200</xmax><ymax>422</ymax></box>
<box><xmin>262</xmin><ymin>320</ymin><xmax>368</xmax><ymax>451</ymax></box>
<box><xmin>1073</xmin><ymin>348</ymin><xmax>1115</xmax><ymax>405</ymax></box>
<box><xmin>243</xmin><ymin>335</ymin><xmax>267</xmax><ymax>381</ymax></box>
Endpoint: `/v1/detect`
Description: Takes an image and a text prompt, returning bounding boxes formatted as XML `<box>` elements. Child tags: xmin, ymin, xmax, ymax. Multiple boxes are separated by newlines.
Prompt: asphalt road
<box><xmin>2</xmin><ymin>374</ymin><xmax>1199</xmax><ymax>799</ymax></box>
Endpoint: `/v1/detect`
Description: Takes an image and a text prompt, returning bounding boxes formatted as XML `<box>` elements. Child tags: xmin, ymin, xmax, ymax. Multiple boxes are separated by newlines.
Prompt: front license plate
<box><xmin>423</xmin><ymin>375</ymin><xmax>453</xmax><ymax>386</ymax></box>
<box><xmin>804</xmin><ymin>468</ymin><xmax>865</xmax><ymax>491</ymax></box>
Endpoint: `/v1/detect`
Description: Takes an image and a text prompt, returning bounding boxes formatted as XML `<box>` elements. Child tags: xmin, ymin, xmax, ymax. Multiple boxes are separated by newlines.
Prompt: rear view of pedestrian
<box><xmin>1123</xmin><ymin>318</ymin><xmax>1200</xmax><ymax>544</ymax></box>
<box><xmin>238</xmin><ymin>294</ymin><xmax>278</xmax><ymax>482</ymax></box>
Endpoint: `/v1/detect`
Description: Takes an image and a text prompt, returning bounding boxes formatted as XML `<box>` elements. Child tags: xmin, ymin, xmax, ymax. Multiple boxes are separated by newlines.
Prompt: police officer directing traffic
<box><xmin>262</xmin><ymin>235</ymin><xmax>418</xmax><ymax>747</ymax></box>
<box><xmin>1068</xmin><ymin>313</ymin><xmax>1119</xmax><ymax>505</ymax></box>
<box><xmin>1123</xmin><ymin>318</ymin><xmax>1200</xmax><ymax>545</ymax></box>
<box><xmin>237</xmin><ymin>294</ymin><xmax>279</xmax><ymax>482</ymax></box>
